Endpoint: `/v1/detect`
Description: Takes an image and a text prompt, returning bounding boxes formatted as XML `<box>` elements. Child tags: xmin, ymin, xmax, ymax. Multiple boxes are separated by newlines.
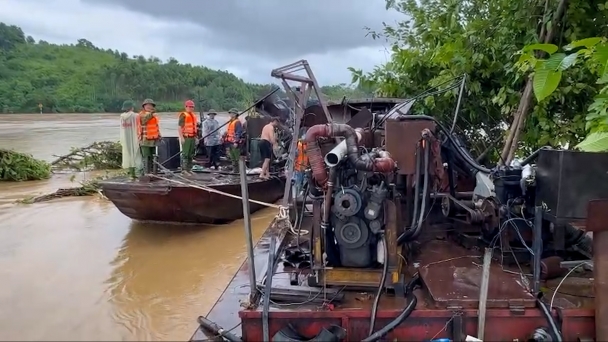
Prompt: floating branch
<box><xmin>17</xmin><ymin>172</ymin><xmax>123</xmax><ymax>204</ymax></box>
<box><xmin>51</xmin><ymin>141</ymin><xmax>122</xmax><ymax>171</ymax></box>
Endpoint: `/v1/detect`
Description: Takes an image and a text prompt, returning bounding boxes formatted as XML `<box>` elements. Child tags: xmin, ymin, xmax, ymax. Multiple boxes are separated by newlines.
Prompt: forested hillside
<box><xmin>0</xmin><ymin>23</ymin><xmax>369</xmax><ymax>114</ymax></box>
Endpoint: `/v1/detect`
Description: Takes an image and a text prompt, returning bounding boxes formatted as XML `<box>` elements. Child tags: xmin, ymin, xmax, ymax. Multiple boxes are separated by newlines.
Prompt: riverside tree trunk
<box><xmin>500</xmin><ymin>0</ymin><xmax>569</xmax><ymax>165</ymax></box>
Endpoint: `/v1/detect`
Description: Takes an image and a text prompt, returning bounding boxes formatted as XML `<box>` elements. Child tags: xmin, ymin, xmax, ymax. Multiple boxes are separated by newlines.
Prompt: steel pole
<box><xmin>239</xmin><ymin>156</ymin><xmax>257</xmax><ymax>298</ymax></box>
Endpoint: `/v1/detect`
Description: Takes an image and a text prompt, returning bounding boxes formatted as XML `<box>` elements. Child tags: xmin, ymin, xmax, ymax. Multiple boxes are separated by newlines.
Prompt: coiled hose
<box><xmin>362</xmin><ymin>274</ymin><xmax>421</xmax><ymax>342</ymax></box>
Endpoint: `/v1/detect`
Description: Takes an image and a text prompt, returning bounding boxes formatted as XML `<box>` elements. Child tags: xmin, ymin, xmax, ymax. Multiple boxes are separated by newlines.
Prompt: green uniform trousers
<box><xmin>140</xmin><ymin>145</ymin><xmax>156</xmax><ymax>174</ymax></box>
<box><xmin>181</xmin><ymin>137</ymin><xmax>196</xmax><ymax>171</ymax></box>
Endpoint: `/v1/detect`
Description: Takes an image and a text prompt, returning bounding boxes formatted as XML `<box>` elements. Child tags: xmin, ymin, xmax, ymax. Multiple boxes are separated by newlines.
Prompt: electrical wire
<box><xmin>549</xmin><ymin>261</ymin><xmax>587</xmax><ymax>311</ymax></box>
<box><xmin>373</xmin><ymin>77</ymin><xmax>465</xmax><ymax>131</ymax></box>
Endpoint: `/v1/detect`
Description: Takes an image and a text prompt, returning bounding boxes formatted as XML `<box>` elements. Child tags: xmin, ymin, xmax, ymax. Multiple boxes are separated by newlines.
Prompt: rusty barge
<box><xmin>191</xmin><ymin>60</ymin><xmax>604</xmax><ymax>341</ymax></box>
<box><xmin>101</xmin><ymin>91</ymin><xmax>293</xmax><ymax>225</ymax></box>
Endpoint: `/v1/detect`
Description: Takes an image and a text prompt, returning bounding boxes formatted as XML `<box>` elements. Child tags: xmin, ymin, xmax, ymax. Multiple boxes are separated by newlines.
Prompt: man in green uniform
<box><xmin>139</xmin><ymin>98</ymin><xmax>161</xmax><ymax>174</ymax></box>
<box><xmin>178</xmin><ymin>100</ymin><xmax>198</xmax><ymax>174</ymax></box>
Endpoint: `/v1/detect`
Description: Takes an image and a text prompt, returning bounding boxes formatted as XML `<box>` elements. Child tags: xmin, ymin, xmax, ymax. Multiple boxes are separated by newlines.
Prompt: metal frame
<box><xmin>270</xmin><ymin>60</ymin><xmax>333</xmax><ymax>207</ymax></box>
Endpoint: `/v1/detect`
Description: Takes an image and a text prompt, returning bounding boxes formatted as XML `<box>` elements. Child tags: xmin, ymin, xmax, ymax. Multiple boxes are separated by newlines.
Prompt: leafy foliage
<box><xmin>51</xmin><ymin>141</ymin><xmax>122</xmax><ymax>171</ymax></box>
<box><xmin>0</xmin><ymin>22</ymin><xmax>360</xmax><ymax>114</ymax></box>
<box><xmin>350</xmin><ymin>0</ymin><xmax>608</xmax><ymax>158</ymax></box>
<box><xmin>517</xmin><ymin>37</ymin><xmax>608</xmax><ymax>151</ymax></box>
<box><xmin>0</xmin><ymin>149</ymin><xmax>51</xmax><ymax>181</ymax></box>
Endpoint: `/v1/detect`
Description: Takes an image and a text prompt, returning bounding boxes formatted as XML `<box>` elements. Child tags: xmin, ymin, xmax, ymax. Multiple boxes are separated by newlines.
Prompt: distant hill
<box><xmin>0</xmin><ymin>22</ymin><xmax>372</xmax><ymax>114</ymax></box>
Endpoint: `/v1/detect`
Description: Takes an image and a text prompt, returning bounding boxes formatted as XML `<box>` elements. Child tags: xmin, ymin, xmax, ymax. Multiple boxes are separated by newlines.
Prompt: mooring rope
<box><xmin>150</xmin><ymin>161</ymin><xmax>312</xmax><ymax>236</ymax></box>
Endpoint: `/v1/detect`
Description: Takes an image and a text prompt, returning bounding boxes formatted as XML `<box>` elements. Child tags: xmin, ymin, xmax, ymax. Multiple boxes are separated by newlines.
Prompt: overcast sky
<box><xmin>0</xmin><ymin>0</ymin><xmax>404</xmax><ymax>85</ymax></box>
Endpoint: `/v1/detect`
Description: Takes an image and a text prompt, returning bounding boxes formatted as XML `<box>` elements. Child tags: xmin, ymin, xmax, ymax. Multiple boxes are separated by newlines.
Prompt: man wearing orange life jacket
<box><xmin>294</xmin><ymin>132</ymin><xmax>309</xmax><ymax>194</ymax></box>
<box><xmin>178</xmin><ymin>100</ymin><xmax>198</xmax><ymax>174</ymax></box>
<box><xmin>223</xmin><ymin>108</ymin><xmax>244</xmax><ymax>157</ymax></box>
<box><xmin>138</xmin><ymin>98</ymin><xmax>161</xmax><ymax>175</ymax></box>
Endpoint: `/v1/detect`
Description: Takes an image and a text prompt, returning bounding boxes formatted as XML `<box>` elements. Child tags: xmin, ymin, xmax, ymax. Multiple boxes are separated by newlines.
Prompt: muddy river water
<box><xmin>0</xmin><ymin>113</ymin><xmax>274</xmax><ymax>341</ymax></box>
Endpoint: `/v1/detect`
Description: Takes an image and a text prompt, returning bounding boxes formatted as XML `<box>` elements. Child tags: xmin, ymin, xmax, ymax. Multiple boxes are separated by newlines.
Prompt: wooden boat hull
<box><xmin>101</xmin><ymin>175</ymin><xmax>285</xmax><ymax>224</ymax></box>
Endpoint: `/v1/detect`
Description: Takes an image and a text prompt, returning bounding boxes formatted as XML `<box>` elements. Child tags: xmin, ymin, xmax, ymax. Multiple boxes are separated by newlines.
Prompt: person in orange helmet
<box><xmin>178</xmin><ymin>100</ymin><xmax>198</xmax><ymax>174</ymax></box>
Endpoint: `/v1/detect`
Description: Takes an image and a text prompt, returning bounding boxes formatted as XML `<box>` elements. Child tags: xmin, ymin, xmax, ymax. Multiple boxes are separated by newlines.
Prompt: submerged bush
<box><xmin>0</xmin><ymin>149</ymin><xmax>52</xmax><ymax>181</ymax></box>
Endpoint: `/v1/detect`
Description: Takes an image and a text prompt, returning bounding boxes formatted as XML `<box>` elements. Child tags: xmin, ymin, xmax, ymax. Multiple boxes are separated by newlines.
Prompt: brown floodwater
<box><xmin>0</xmin><ymin>113</ymin><xmax>273</xmax><ymax>341</ymax></box>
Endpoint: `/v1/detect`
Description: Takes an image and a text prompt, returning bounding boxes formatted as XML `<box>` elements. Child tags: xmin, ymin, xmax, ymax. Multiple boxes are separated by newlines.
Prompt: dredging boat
<box><xmin>101</xmin><ymin>94</ymin><xmax>291</xmax><ymax>225</ymax></box>
<box><xmin>190</xmin><ymin>60</ymin><xmax>604</xmax><ymax>341</ymax></box>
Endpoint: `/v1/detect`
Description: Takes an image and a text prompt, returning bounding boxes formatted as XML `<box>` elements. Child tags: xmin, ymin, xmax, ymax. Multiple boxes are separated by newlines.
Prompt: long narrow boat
<box><xmin>101</xmin><ymin>171</ymin><xmax>285</xmax><ymax>224</ymax></box>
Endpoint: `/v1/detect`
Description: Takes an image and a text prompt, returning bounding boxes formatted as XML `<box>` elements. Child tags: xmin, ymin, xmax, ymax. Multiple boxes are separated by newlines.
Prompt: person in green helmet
<box><xmin>138</xmin><ymin>98</ymin><xmax>161</xmax><ymax>174</ymax></box>
<box><xmin>222</xmin><ymin>108</ymin><xmax>244</xmax><ymax>168</ymax></box>
<box><xmin>119</xmin><ymin>100</ymin><xmax>142</xmax><ymax>179</ymax></box>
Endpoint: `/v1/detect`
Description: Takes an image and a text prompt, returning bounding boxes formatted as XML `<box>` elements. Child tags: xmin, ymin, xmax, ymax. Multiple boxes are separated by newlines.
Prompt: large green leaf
<box><xmin>544</xmin><ymin>53</ymin><xmax>566</xmax><ymax>70</ymax></box>
<box><xmin>564</xmin><ymin>37</ymin><xmax>603</xmax><ymax>51</ymax></box>
<box><xmin>557</xmin><ymin>53</ymin><xmax>579</xmax><ymax>70</ymax></box>
<box><xmin>575</xmin><ymin>132</ymin><xmax>608</xmax><ymax>152</ymax></box>
<box><xmin>522</xmin><ymin>43</ymin><xmax>559</xmax><ymax>54</ymax></box>
<box><xmin>533</xmin><ymin>68</ymin><xmax>562</xmax><ymax>102</ymax></box>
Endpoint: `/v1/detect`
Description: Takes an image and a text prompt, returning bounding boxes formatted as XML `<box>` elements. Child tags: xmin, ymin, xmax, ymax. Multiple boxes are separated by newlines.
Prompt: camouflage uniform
<box><xmin>139</xmin><ymin>98</ymin><xmax>161</xmax><ymax>174</ymax></box>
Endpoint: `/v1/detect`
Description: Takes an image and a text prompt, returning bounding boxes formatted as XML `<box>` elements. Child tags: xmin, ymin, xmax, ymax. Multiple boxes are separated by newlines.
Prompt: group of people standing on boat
<box><xmin>118</xmin><ymin>98</ymin><xmax>309</xmax><ymax>182</ymax></box>
<box><xmin>118</xmin><ymin>99</ymin><xmax>248</xmax><ymax>178</ymax></box>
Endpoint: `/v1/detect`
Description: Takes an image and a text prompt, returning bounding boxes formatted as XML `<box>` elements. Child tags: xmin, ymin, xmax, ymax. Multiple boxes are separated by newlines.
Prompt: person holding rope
<box><xmin>178</xmin><ymin>100</ymin><xmax>198</xmax><ymax>174</ymax></box>
<box><xmin>138</xmin><ymin>98</ymin><xmax>161</xmax><ymax>174</ymax></box>
<box><xmin>202</xmin><ymin>110</ymin><xmax>221</xmax><ymax>170</ymax></box>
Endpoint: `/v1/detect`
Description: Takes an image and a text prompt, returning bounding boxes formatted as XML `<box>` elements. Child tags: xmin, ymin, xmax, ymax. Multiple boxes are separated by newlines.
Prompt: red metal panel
<box><xmin>240</xmin><ymin>308</ymin><xmax>595</xmax><ymax>341</ymax></box>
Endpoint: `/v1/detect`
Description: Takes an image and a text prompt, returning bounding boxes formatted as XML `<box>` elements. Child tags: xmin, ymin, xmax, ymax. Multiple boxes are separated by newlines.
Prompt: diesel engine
<box><xmin>304</xmin><ymin>123</ymin><xmax>396</xmax><ymax>269</ymax></box>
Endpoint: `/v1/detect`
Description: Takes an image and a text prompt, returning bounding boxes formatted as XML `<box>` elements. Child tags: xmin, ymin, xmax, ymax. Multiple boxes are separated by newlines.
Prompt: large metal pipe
<box><xmin>324</xmin><ymin>130</ymin><xmax>363</xmax><ymax>167</ymax></box>
<box><xmin>305</xmin><ymin>123</ymin><xmax>396</xmax><ymax>186</ymax></box>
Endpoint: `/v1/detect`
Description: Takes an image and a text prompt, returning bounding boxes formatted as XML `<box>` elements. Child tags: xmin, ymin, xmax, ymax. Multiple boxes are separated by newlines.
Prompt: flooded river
<box><xmin>0</xmin><ymin>113</ymin><xmax>274</xmax><ymax>341</ymax></box>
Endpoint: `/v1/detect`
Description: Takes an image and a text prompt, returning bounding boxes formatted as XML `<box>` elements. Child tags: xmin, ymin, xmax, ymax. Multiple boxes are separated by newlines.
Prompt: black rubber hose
<box><xmin>409</xmin><ymin>138</ymin><xmax>430</xmax><ymax>240</ymax></box>
<box><xmin>520</xmin><ymin>146</ymin><xmax>552</xmax><ymax>166</ymax></box>
<box><xmin>362</xmin><ymin>275</ymin><xmax>420</xmax><ymax>342</ymax></box>
<box><xmin>536</xmin><ymin>296</ymin><xmax>563</xmax><ymax>342</ymax></box>
<box><xmin>368</xmin><ymin>233</ymin><xmax>389</xmax><ymax>335</ymax></box>
<box><xmin>397</xmin><ymin>138</ymin><xmax>430</xmax><ymax>244</ymax></box>
<box><xmin>395</xmin><ymin>115</ymin><xmax>491</xmax><ymax>173</ymax></box>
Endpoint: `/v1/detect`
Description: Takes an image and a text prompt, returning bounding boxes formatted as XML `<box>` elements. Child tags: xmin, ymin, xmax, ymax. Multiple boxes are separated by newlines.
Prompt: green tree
<box><xmin>518</xmin><ymin>37</ymin><xmax>608</xmax><ymax>151</ymax></box>
<box><xmin>0</xmin><ymin>23</ymin><xmax>329</xmax><ymax>113</ymax></box>
<box><xmin>350</xmin><ymin>0</ymin><xmax>608</xmax><ymax>161</ymax></box>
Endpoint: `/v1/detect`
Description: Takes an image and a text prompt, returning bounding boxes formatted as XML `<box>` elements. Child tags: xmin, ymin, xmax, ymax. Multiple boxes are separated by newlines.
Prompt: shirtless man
<box><xmin>259</xmin><ymin>118</ymin><xmax>279</xmax><ymax>179</ymax></box>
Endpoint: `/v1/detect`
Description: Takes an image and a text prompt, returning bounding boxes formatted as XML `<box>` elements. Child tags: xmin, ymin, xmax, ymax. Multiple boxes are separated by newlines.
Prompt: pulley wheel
<box><xmin>335</xmin><ymin>217</ymin><xmax>369</xmax><ymax>249</ymax></box>
<box><xmin>334</xmin><ymin>188</ymin><xmax>362</xmax><ymax>216</ymax></box>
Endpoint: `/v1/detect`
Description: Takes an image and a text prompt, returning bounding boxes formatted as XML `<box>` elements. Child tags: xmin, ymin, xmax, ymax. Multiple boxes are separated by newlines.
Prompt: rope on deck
<box><xmin>151</xmin><ymin>161</ymin><xmax>311</xmax><ymax>236</ymax></box>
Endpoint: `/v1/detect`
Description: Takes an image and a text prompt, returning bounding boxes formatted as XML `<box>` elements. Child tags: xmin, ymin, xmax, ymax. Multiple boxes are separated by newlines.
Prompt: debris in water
<box><xmin>0</xmin><ymin>149</ymin><xmax>52</xmax><ymax>181</ymax></box>
<box><xmin>51</xmin><ymin>141</ymin><xmax>122</xmax><ymax>171</ymax></box>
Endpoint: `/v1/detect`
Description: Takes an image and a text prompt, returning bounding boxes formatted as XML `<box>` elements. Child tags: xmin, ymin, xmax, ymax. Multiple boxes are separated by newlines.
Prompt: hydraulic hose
<box><xmin>368</xmin><ymin>233</ymin><xmax>389</xmax><ymax>335</ymax></box>
<box><xmin>362</xmin><ymin>274</ymin><xmax>420</xmax><ymax>342</ymax></box>
<box><xmin>395</xmin><ymin>115</ymin><xmax>491</xmax><ymax>174</ymax></box>
<box><xmin>536</xmin><ymin>296</ymin><xmax>563</xmax><ymax>342</ymax></box>
<box><xmin>520</xmin><ymin>146</ymin><xmax>552</xmax><ymax>166</ymax></box>
<box><xmin>397</xmin><ymin>138</ymin><xmax>430</xmax><ymax>244</ymax></box>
